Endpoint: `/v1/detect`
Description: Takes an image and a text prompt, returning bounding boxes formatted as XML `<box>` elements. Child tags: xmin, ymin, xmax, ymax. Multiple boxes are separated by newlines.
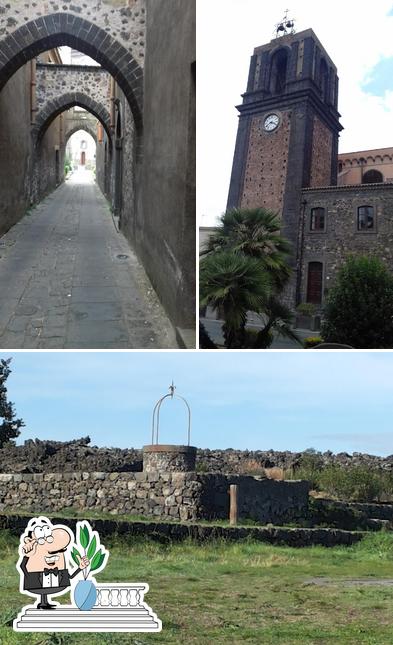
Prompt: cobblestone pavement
<box><xmin>0</xmin><ymin>170</ymin><xmax>177</xmax><ymax>349</ymax></box>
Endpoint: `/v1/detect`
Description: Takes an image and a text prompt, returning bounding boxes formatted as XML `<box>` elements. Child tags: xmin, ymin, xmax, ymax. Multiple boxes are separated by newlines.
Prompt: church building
<box><xmin>226</xmin><ymin>26</ymin><xmax>393</xmax><ymax>309</ymax></box>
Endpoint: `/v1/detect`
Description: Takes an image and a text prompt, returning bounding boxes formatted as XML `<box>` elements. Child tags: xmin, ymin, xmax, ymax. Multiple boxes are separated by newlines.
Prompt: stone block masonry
<box><xmin>35</xmin><ymin>64</ymin><xmax>111</xmax><ymax>115</ymax></box>
<box><xmin>0</xmin><ymin>472</ymin><xmax>310</xmax><ymax>525</ymax></box>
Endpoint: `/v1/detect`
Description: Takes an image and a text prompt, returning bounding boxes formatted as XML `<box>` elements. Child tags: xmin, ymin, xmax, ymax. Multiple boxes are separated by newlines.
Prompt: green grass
<box><xmin>2</xmin><ymin>531</ymin><xmax>393</xmax><ymax>643</ymax></box>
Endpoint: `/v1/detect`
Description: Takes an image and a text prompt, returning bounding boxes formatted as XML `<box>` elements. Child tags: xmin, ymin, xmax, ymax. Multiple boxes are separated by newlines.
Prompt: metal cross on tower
<box><xmin>274</xmin><ymin>9</ymin><xmax>296</xmax><ymax>38</ymax></box>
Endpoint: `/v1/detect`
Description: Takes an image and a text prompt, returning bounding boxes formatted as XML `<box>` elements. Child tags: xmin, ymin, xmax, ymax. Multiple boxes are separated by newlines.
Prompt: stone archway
<box><xmin>0</xmin><ymin>13</ymin><xmax>143</xmax><ymax>135</ymax></box>
<box><xmin>65</xmin><ymin>125</ymin><xmax>97</xmax><ymax>148</ymax></box>
<box><xmin>32</xmin><ymin>93</ymin><xmax>112</xmax><ymax>145</ymax></box>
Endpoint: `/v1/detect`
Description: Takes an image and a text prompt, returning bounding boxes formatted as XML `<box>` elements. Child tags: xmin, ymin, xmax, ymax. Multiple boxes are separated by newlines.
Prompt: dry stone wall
<box><xmin>3</xmin><ymin>441</ymin><xmax>393</xmax><ymax>475</ymax></box>
<box><xmin>0</xmin><ymin>471</ymin><xmax>310</xmax><ymax>525</ymax></box>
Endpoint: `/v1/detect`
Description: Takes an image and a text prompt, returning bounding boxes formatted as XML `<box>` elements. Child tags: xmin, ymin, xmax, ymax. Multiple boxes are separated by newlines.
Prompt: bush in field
<box><xmin>317</xmin><ymin>465</ymin><xmax>382</xmax><ymax>502</ymax></box>
<box><xmin>289</xmin><ymin>450</ymin><xmax>324</xmax><ymax>489</ymax></box>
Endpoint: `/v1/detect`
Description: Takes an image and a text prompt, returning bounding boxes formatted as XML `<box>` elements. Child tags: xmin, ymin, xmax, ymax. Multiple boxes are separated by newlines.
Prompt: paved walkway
<box><xmin>0</xmin><ymin>169</ymin><xmax>177</xmax><ymax>348</ymax></box>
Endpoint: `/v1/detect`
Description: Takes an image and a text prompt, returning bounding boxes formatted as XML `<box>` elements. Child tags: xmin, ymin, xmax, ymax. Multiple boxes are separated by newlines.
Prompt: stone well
<box><xmin>143</xmin><ymin>445</ymin><xmax>197</xmax><ymax>472</ymax></box>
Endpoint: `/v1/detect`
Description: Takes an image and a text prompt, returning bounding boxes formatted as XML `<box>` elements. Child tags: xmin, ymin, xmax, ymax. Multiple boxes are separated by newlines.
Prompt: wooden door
<box><xmin>307</xmin><ymin>262</ymin><xmax>323</xmax><ymax>304</ymax></box>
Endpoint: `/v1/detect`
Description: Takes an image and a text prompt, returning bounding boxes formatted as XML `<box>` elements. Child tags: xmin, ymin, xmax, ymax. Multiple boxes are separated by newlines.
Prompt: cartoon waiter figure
<box><xmin>17</xmin><ymin>516</ymin><xmax>89</xmax><ymax>610</ymax></box>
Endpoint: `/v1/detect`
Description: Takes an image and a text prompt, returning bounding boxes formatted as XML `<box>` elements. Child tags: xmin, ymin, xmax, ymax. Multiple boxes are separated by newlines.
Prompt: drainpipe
<box><xmin>110</xmin><ymin>76</ymin><xmax>115</xmax><ymax>134</ymax></box>
<box><xmin>295</xmin><ymin>199</ymin><xmax>308</xmax><ymax>307</ymax></box>
<box><xmin>30</xmin><ymin>59</ymin><xmax>37</xmax><ymax>125</ymax></box>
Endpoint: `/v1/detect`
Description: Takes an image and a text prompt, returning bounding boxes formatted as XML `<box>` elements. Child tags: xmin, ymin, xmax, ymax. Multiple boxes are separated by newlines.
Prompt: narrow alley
<box><xmin>0</xmin><ymin>170</ymin><xmax>176</xmax><ymax>349</ymax></box>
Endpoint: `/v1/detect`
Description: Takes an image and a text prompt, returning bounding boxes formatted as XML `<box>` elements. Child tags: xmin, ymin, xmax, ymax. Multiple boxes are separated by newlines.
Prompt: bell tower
<box><xmin>227</xmin><ymin>23</ymin><xmax>343</xmax><ymax>305</ymax></box>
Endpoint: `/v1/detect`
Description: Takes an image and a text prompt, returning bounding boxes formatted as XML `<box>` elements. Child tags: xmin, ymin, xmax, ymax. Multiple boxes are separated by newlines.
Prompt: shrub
<box><xmin>264</xmin><ymin>467</ymin><xmax>285</xmax><ymax>481</ymax></box>
<box><xmin>296</xmin><ymin>303</ymin><xmax>316</xmax><ymax>316</ymax></box>
<box><xmin>303</xmin><ymin>336</ymin><xmax>323</xmax><ymax>348</ymax></box>
<box><xmin>322</xmin><ymin>255</ymin><xmax>393</xmax><ymax>348</ymax></box>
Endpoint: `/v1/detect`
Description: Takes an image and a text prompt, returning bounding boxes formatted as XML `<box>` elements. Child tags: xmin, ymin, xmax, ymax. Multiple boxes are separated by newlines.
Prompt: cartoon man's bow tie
<box><xmin>44</xmin><ymin>567</ymin><xmax>59</xmax><ymax>576</ymax></box>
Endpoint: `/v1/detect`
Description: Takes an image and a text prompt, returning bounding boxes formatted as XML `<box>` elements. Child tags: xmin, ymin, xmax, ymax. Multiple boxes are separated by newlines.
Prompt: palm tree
<box><xmin>251</xmin><ymin>296</ymin><xmax>301</xmax><ymax>348</ymax></box>
<box><xmin>200</xmin><ymin>251</ymin><xmax>271</xmax><ymax>348</ymax></box>
<box><xmin>201</xmin><ymin>208</ymin><xmax>291</xmax><ymax>289</ymax></box>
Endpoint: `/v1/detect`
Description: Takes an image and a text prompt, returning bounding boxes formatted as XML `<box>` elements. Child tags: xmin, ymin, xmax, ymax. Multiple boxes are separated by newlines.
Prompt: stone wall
<box><xmin>3</xmin><ymin>440</ymin><xmax>393</xmax><ymax>475</ymax></box>
<box><xmin>0</xmin><ymin>0</ymin><xmax>146</xmax><ymax>69</ymax></box>
<box><xmin>0</xmin><ymin>471</ymin><xmax>310</xmax><ymax>525</ymax></box>
<box><xmin>300</xmin><ymin>183</ymin><xmax>393</xmax><ymax>307</ymax></box>
<box><xmin>310</xmin><ymin>116</ymin><xmax>333</xmax><ymax>188</ymax></box>
<box><xmin>0</xmin><ymin>514</ymin><xmax>364</xmax><ymax>548</ymax></box>
<box><xmin>0</xmin><ymin>62</ymin><xmax>63</xmax><ymax>235</ymax></box>
<box><xmin>198</xmin><ymin>474</ymin><xmax>310</xmax><ymax>524</ymax></box>
<box><xmin>137</xmin><ymin>0</ymin><xmax>196</xmax><ymax>329</ymax></box>
<box><xmin>0</xmin><ymin>64</ymin><xmax>33</xmax><ymax>235</ymax></box>
<box><xmin>35</xmin><ymin>64</ymin><xmax>111</xmax><ymax>115</ymax></box>
<box><xmin>240</xmin><ymin>111</ymin><xmax>291</xmax><ymax>215</ymax></box>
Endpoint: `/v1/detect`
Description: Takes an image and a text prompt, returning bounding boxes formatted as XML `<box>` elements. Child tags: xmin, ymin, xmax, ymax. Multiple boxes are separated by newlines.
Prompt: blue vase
<box><xmin>73</xmin><ymin>579</ymin><xmax>97</xmax><ymax>611</ymax></box>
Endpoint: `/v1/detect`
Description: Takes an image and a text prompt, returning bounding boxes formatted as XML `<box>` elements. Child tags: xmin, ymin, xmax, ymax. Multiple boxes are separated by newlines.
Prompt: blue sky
<box><xmin>3</xmin><ymin>352</ymin><xmax>393</xmax><ymax>457</ymax></box>
<box><xmin>362</xmin><ymin>58</ymin><xmax>393</xmax><ymax>97</ymax></box>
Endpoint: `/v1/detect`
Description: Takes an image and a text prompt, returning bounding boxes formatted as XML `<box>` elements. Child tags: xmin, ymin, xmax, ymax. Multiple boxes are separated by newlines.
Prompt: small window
<box><xmin>310</xmin><ymin>207</ymin><xmax>325</xmax><ymax>231</ymax></box>
<box><xmin>357</xmin><ymin>205</ymin><xmax>374</xmax><ymax>231</ymax></box>
<box><xmin>307</xmin><ymin>262</ymin><xmax>323</xmax><ymax>304</ymax></box>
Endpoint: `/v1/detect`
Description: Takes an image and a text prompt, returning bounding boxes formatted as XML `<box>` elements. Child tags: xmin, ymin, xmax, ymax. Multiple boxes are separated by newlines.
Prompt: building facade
<box><xmin>226</xmin><ymin>27</ymin><xmax>393</xmax><ymax>310</ymax></box>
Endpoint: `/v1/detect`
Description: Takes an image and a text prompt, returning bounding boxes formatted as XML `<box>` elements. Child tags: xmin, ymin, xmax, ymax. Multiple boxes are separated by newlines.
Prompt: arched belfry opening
<box><xmin>319</xmin><ymin>58</ymin><xmax>329</xmax><ymax>103</ymax></box>
<box><xmin>269</xmin><ymin>48</ymin><xmax>289</xmax><ymax>95</ymax></box>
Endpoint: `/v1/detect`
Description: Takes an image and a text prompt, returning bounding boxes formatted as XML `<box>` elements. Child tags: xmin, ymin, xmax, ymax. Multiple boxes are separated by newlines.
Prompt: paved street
<box><xmin>0</xmin><ymin>169</ymin><xmax>177</xmax><ymax>348</ymax></box>
<box><xmin>201</xmin><ymin>318</ymin><xmax>311</xmax><ymax>349</ymax></box>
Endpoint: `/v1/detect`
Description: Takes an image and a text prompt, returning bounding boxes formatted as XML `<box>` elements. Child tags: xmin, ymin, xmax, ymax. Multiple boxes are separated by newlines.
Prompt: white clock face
<box><xmin>264</xmin><ymin>113</ymin><xmax>280</xmax><ymax>132</ymax></box>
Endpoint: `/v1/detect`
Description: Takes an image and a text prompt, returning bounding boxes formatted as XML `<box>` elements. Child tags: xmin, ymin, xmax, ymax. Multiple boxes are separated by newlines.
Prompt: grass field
<box><xmin>2</xmin><ymin>530</ymin><xmax>393</xmax><ymax>644</ymax></box>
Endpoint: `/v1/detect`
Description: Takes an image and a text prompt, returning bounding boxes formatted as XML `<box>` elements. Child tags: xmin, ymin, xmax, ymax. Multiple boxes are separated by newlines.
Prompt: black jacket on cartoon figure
<box><xmin>20</xmin><ymin>557</ymin><xmax>81</xmax><ymax>595</ymax></box>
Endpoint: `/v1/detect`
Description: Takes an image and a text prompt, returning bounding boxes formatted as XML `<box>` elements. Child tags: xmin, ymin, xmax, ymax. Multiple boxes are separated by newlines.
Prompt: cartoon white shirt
<box><xmin>42</xmin><ymin>571</ymin><xmax>60</xmax><ymax>588</ymax></box>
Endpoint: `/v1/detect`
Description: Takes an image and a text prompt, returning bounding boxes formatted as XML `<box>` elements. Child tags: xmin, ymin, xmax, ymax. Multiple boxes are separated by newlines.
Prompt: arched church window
<box><xmin>270</xmin><ymin>49</ymin><xmax>288</xmax><ymax>95</ymax></box>
<box><xmin>357</xmin><ymin>206</ymin><xmax>374</xmax><ymax>230</ymax></box>
<box><xmin>362</xmin><ymin>169</ymin><xmax>383</xmax><ymax>184</ymax></box>
<box><xmin>307</xmin><ymin>262</ymin><xmax>323</xmax><ymax>304</ymax></box>
<box><xmin>310</xmin><ymin>207</ymin><xmax>326</xmax><ymax>231</ymax></box>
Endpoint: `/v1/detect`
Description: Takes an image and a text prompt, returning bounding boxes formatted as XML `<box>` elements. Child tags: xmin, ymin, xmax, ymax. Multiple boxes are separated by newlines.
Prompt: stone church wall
<box><xmin>0</xmin><ymin>471</ymin><xmax>310</xmax><ymax>525</ymax></box>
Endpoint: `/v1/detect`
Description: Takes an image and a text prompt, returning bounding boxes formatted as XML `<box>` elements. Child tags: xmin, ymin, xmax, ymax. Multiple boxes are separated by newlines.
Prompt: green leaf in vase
<box><xmin>71</xmin><ymin>546</ymin><xmax>82</xmax><ymax>567</ymax></box>
<box><xmin>90</xmin><ymin>550</ymin><xmax>106</xmax><ymax>572</ymax></box>
<box><xmin>79</xmin><ymin>523</ymin><xmax>90</xmax><ymax>549</ymax></box>
<box><xmin>87</xmin><ymin>535</ymin><xmax>97</xmax><ymax>560</ymax></box>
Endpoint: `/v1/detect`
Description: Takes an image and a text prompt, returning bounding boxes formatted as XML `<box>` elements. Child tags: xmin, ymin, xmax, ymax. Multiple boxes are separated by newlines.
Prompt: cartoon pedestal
<box><xmin>14</xmin><ymin>583</ymin><xmax>161</xmax><ymax>632</ymax></box>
